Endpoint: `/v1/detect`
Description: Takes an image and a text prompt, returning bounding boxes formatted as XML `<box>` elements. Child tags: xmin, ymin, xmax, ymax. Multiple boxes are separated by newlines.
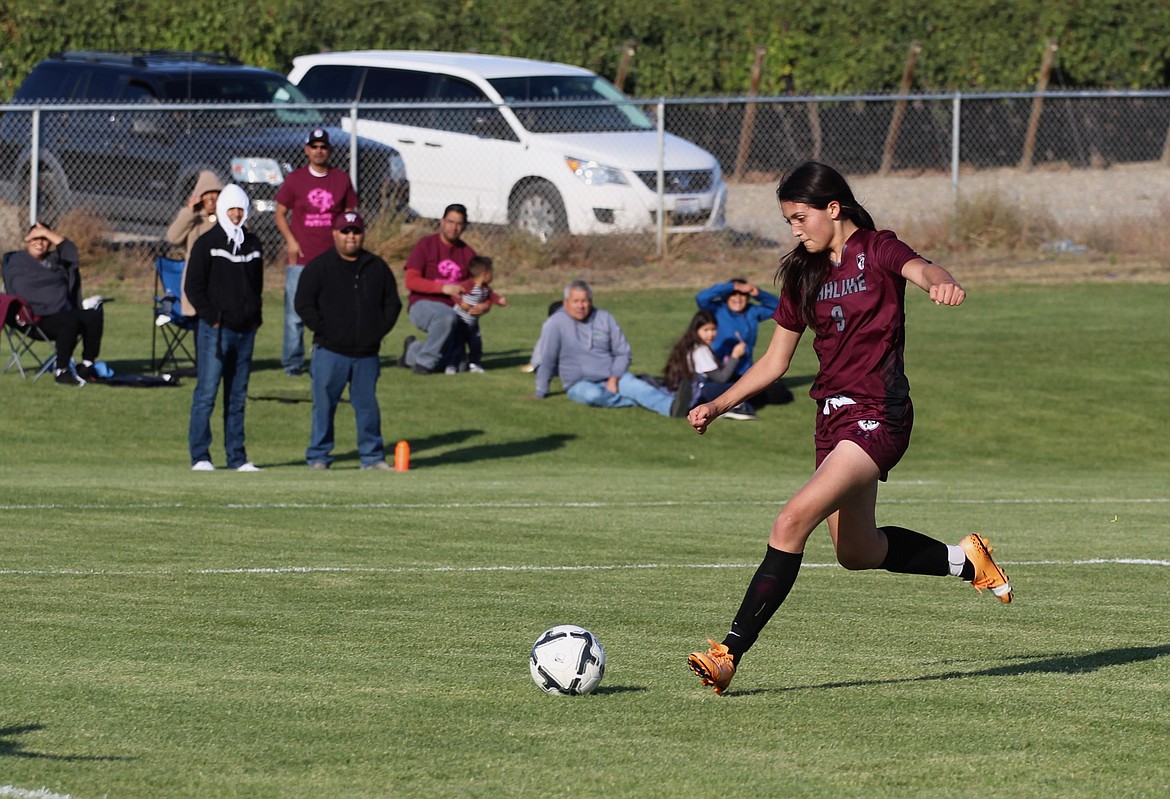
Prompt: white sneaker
<box><xmin>236</xmin><ymin>462</ymin><xmax>262</xmax><ymax>472</ymax></box>
<box><xmin>155</xmin><ymin>314</ymin><xmax>171</xmax><ymax>327</ymax></box>
<box><xmin>468</xmin><ymin>363</ymin><xmax>485</xmax><ymax>373</ymax></box>
<box><xmin>723</xmin><ymin>403</ymin><xmax>759</xmax><ymax>421</ymax></box>
<box><xmin>191</xmin><ymin>460</ymin><xmax>215</xmax><ymax>471</ymax></box>
<box><xmin>444</xmin><ymin>365</ymin><xmax>457</xmax><ymax>375</ymax></box>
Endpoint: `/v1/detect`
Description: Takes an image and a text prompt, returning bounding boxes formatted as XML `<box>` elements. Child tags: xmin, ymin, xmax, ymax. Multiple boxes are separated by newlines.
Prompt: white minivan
<box><xmin>287</xmin><ymin>50</ymin><xmax>727</xmax><ymax>240</ymax></box>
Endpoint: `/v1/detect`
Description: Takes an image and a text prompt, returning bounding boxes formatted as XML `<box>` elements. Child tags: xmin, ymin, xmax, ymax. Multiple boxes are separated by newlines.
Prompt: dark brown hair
<box><xmin>662</xmin><ymin>310</ymin><xmax>718</xmax><ymax>391</ymax></box>
<box><xmin>774</xmin><ymin>162</ymin><xmax>875</xmax><ymax>330</ymax></box>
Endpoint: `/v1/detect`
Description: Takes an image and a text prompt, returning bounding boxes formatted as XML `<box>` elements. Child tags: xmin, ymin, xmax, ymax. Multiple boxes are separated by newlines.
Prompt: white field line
<box><xmin>0</xmin><ymin>558</ymin><xmax>1165</xmax><ymax>578</ymax></box>
<box><xmin>0</xmin><ymin>786</ymin><xmax>88</xmax><ymax>799</ymax></box>
<box><xmin>0</xmin><ymin>497</ymin><xmax>1168</xmax><ymax>512</ymax></box>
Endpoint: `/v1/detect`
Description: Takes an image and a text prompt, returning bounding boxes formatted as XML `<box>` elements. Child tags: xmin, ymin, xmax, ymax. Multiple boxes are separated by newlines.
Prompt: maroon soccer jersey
<box><xmin>774</xmin><ymin>228</ymin><xmax>925</xmax><ymax>408</ymax></box>
<box><xmin>275</xmin><ymin>167</ymin><xmax>358</xmax><ymax>264</ymax></box>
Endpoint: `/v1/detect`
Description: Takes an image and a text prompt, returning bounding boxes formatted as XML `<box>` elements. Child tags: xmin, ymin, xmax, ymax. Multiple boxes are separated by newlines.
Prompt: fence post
<box><xmin>28</xmin><ymin>107</ymin><xmax>41</xmax><ymax>226</ymax></box>
<box><xmin>656</xmin><ymin>98</ymin><xmax>666</xmax><ymax>258</ymax></box>
<box><xmin>1160</xmin><ymin>110</ymin><xmax>1170</xmax><ymax>166</ymax></box>
<box><xmin>951</xmin><ymin>92</ymin><xmax>962</xmax><ymax>243</ymax></box>
<box><xmin>733</xmin><ymin>46</ymin><xmax>767</xmax><ymax>182</ymax></box>
<box><xmin>1019</xmin><ymin>39</ymin><xmax>1058</xmax><ymax>171</ymax></box>
<box><xmin>879</xmin><ymin>42</ymin><xmax>920</xmax><ymax>176</ymax></box>
<box><xmin>615</xmin><ymin>40</ymin><xmax>637</xmax><ymax>92</ymax></box>
<box><xmin>349</xmin><ymin>104</ymin><xmax>360</xmax><ymax>193</ymax></box>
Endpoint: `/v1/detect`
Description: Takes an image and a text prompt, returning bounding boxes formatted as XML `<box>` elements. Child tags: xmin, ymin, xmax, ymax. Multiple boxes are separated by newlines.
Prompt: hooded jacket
<box><xmin>295</xmin><ymin>245</ymin><xmax>402</xmax><ymax>358</ymax></box>
<box><xmin>695</xmin><ymin>281</ymin><xmax>780</xmax><ymax>377</ymax></box>
<box><xmin>168</xmin><ymin>170</ymin><xmax>224</xmax><ymax>316</ymax></box>
<box><xmin>184</xmin><ymin>185</ymin><xmax>264</xmax><ymax>333</ymax></box>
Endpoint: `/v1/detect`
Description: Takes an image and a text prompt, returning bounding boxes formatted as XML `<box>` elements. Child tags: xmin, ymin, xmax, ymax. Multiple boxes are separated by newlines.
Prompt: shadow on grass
<box><xmin>592</xmin><ymin>685</ymin><xmax>648</xmax><ymax>696</ymax></box>
<box><xmin>732</xmin><ymin>644</ymin><xmax>1170</xmax><ymax>696</ymax></box>
<box><xmin>0</xmin><ymin>723</ymin><xmax>130</xmax><ymax>762</ymax></box>
<box><xmin>411</xmin><ymin>432</ymin><xmax>576</xmax><ymax>468</ymax></box>
<box><xmin>261</xmin><ymin>429</ymin><xmax>574</xmax><ymax>468</ymax></box>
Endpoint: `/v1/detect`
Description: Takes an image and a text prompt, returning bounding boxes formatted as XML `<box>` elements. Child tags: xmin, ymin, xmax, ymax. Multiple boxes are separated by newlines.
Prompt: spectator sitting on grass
<box><xmin>532</xmin><ymin>279</ymin><xmax>672</xmax><ymax>416</ymax></box>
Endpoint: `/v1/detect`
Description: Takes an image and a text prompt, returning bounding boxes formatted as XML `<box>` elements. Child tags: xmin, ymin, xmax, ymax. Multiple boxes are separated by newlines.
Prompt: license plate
<box><xmin>674</xmin><ymin>198</ymin><xmax>699</xmax><ymax>215</ymax></box>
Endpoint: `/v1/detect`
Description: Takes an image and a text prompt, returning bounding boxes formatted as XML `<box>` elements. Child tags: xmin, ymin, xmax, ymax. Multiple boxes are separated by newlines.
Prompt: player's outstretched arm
<box><xmin>902</xmin><ymin>259</ymin><xmax>965</xmax><ymax>306</ymax></box>
<box><xmin>688</xmin><ymin>325</ymin><xmax>800</xmax><ymax>435</ymax></box>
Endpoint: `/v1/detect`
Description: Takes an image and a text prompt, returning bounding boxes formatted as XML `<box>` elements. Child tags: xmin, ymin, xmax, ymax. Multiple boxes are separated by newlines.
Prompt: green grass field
<box><xmin>1</xmin><ymin>281</ymin><xmax>1168</xmax><ymax>798</ymax></box>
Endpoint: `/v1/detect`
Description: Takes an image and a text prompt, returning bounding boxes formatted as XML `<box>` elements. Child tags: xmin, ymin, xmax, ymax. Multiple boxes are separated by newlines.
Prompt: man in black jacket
<box><xmin>185</xmin><ymin>185</ymin><xmax>265</xmax><ymax>472</ymax></box>
<box><xmin>295</xmin><ymin>211</ymin><xmax>402</xmax><ymax>471</ymax></box>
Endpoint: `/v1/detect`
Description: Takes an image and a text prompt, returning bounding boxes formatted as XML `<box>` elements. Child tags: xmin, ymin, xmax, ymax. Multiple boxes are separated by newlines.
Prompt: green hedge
<box><xmin>4</xmin><ymin>0</ymin><xmax>1170</xmax><ymax>100</ymax></box>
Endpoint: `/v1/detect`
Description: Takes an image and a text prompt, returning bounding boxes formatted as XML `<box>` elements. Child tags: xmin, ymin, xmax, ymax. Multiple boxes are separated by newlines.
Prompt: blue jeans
<box><xmin>405</xmin><ymin>300</ymin><xmax>456</xmax><ymax>371</ymax></box>
<box><xmin>189</xmin><ymin>323</ymin><xmax>255</xmax><ymax>468</ymax></box>
<box><xmin>565</xmin><ymin>372</ymin><xmax>673</xmax><ymax>416</ymax></box>
<box><xmin>445</xmin><ymin>319</ymin><xmax>482</xmax><ymax>370</ymax></box>
<box><xmin>283</xmin><ymin>265</ymin><xmax>305</xmax><ymax>372</ymax></box>
<box><xmin>306</xmin><ymin>345</ymin><xmax>385</xmax><ymax>467</ymax></box>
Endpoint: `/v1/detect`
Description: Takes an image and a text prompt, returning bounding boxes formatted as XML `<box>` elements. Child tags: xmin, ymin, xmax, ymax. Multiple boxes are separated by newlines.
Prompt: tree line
<box><xmin>4</xmin><ymin>0</ymin><xmax>1170</xmax><ymax>100</ymax></box>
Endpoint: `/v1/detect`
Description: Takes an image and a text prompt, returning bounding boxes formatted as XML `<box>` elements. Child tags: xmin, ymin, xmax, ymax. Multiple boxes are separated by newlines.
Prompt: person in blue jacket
<box><xmin>695</xmin><ymin>278</ymin><xmax>779</xmax><ymax>377</ymax></box>
<box><xmin>695</xmin><ymin>278</ymin><xmax>793</xmax><ymax>407</ymax></box>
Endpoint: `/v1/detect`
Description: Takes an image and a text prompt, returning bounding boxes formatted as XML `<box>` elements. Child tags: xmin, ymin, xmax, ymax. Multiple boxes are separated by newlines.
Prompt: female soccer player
<box><xmin>687</xmin><ymin>161</ymin><xmax>1012</xmax><ymax>695</ymax></box>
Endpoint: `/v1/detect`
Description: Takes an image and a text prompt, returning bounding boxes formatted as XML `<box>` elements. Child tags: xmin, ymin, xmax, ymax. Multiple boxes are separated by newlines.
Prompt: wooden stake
<box><xmin>879</xmin><ymin>42</ymin><xmax>920</xmax><ymax>176</ymax></box>
<box><xmin>1019</xmin><ymin>39</ymin><xmax>1058</xmax><ymax>171</ymax></box>
<box><xmin>615</xmin><ymin>40</ymin><xmax>637</xmax><ymax>91</ymax></box>
<box><xmin>733</xmin><ymin>46</ymin><xmax>767</xmax><ymax>182</ymax></box>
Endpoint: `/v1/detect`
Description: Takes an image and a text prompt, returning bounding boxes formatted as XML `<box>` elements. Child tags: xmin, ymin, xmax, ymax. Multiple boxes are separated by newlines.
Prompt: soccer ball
<box><xmin>529</xmin><ymin>624</ymin><xmax>606</xmax><ymax>696</ymax></box>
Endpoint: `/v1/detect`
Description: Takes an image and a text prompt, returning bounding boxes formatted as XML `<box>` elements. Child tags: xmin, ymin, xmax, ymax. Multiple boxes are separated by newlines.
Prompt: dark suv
<box><xmin>0</xmin><ymin>50</ymin><xmax>407</xmax><ymax>240</ymax></box>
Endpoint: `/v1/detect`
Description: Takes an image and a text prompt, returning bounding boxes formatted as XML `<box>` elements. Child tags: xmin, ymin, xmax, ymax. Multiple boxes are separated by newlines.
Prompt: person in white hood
<box><xmin>184</xmin><ymin>184</ymin><xmax>265</xmax><ymax>472</ymax></box>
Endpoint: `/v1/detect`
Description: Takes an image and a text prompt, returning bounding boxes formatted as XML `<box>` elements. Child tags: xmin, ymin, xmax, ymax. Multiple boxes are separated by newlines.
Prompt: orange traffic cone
<box><xmin>393</xmin><ymin>440</ymin><xmax>411</xmax><ymax>472</ymax></box>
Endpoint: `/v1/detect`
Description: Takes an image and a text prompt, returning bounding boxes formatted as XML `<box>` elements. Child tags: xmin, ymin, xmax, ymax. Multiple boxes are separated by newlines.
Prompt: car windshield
<box><xmin>487</xmin><ymin>75</ymin><xmax>652</xmax><ymax>133</ymax></box>
<box><xmin>161</xmin><ymin>74</ymin><xmax>321</xmax><ymax>125</ymax></box>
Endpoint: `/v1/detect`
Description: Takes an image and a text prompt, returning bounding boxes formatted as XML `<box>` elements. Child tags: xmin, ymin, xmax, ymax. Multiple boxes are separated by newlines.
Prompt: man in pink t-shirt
<box><xmin>396</xmin><ymin>203</ymin><xmax>483</xmax><ymax>374</ymax></box>
<box><xmin>275</xmin><ymin>128</ymin><xmax>358</xmax><ymax>375</ymax></box>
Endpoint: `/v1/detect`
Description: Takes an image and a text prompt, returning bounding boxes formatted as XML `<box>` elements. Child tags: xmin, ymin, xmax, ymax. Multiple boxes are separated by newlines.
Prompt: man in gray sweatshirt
<box><xmin>532</xmin><ymin>280</ymin><xmax>673</xmax><ymax>416</ymax></box>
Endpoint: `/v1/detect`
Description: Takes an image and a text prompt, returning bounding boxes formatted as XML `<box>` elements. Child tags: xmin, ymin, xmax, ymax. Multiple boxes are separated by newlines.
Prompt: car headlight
<box><xmin>230</xmin><ymin>158</ymin><xmax>284</xmax><ymax>186</ymax></box>
<box><xmin>565</xmin><ymin>157</ymin><xmax>627</xmax><ymax>186</ymax></box>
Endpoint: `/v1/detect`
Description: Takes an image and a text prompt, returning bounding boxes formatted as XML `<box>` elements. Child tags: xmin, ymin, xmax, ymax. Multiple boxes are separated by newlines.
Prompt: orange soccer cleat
<box><xmin>959</xmin><ymin>534</ymin><xmax>1013</xmax><ymax>603</ymax></box>
<box><xmin>688</xmin><ymin>639</ymin><xmax>737</xmax><ymax>694</ymax></box>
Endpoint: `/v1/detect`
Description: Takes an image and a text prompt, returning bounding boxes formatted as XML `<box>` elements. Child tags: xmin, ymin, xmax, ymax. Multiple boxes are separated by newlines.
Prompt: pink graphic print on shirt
<box><xmin>436</xmin><ymin>258</ymin><xmax>463</xmax><ymax>283</ymax></box>
<box><xmin>305</xmin><ymin>188</ymin><xmax>336</xmax><ymax>228</ymax></box>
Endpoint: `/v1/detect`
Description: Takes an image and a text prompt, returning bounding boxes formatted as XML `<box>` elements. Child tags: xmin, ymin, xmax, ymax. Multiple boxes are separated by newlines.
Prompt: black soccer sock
<box><xmin>878</xmin><ymin>525</ymin><xmax>950</xmax><ymax>576</ymax></box>
<box><xmin>721</xmin><ymin>546</ymin><xmax>803</xmax><ymax>659</ymax></box>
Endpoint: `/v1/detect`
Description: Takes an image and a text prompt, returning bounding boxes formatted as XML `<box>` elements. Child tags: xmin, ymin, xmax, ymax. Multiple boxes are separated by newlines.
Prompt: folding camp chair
<box><xmin>151</xmin><ymin>255</ymin><xmax>197</xmax><ymax>373</ymax></box>
<box><xmin>2</xmin><ymin>252</ymin><xmax>58</xmax><ymax>380</ymax></box>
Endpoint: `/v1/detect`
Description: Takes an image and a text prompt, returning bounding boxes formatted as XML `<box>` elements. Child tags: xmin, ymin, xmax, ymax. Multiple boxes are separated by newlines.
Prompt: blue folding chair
<box><xmin>152</xmin><ymin>255</ymin><xmax>198</xmax><ymax>373</ymax></box>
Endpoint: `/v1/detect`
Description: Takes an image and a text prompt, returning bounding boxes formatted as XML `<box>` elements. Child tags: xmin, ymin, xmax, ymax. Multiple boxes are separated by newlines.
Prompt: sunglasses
<box><xmin>308</xmin><ymin>143</ymin><xmax>331</xmax><ymax>150</ymax></box>
<box><xmin>339</xmin><ymin>227</ymin><xmax>363</xmax><ymax>235</ymax></box>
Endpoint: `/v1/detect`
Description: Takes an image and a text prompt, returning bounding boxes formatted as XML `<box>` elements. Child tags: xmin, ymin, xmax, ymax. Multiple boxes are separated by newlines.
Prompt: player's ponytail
<box><xmin>774</xmin><ymin>162</ymin><xmax>875</xmax><ymax>330</ymax></box>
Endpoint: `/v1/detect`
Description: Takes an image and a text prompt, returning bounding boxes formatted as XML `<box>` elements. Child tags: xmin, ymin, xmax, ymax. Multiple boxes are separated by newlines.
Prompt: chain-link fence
<box><xmin>3</xmin><ymin>91</ymin><xmax>1170</xmax><ymax>256</ymax></box>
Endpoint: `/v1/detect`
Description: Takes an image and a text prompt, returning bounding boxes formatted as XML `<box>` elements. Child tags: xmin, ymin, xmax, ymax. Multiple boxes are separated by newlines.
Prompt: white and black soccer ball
<box><xmin>529</xmin><ymin>624</ymin><xmax>606</xmax><ymax>696</ymax></box>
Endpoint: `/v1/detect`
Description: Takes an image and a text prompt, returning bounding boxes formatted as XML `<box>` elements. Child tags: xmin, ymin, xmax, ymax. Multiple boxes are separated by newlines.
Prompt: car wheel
<box><xmin>510</xmin><ymin>181</ymin><xmax>567</xmax><ymax>242</ymax></box>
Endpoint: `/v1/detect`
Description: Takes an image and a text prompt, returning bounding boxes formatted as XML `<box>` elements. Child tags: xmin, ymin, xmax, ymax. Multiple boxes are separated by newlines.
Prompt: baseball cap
<box><xmin>306</xmin><ymin>128</ymin><xmax>331</xmax><ymax>146</ymax></box>
<box><xmin>333</xmin><ymin>211</ymin><xmax>365</xmax><ymax>232</ymax></box>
